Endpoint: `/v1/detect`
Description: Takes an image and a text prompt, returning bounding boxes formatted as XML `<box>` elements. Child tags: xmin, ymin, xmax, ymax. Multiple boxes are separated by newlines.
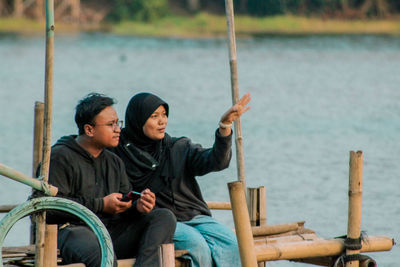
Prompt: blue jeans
<box><xmin>173</xmin><ymin>215</ymin><xmax>240</xmax><ymax>267</ymax></box>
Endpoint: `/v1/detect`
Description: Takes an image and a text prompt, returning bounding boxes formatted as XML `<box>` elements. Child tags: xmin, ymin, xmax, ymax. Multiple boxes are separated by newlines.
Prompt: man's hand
<box><xmin>103</xmin><ymin>193</ymin><xmax>132</xmax><ymax>214</ymax></box>
<box><xmin>136</xmin><ymin>189</ymin><xmax>156</xmax><ymax>214</ymax></box>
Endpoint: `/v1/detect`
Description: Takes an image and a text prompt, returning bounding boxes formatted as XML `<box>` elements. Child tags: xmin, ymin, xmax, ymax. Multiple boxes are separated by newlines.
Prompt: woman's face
<box><xmin>143</xmin><ymin>105</ymin><xmax>168</xmax><ymax>140</ymax></box>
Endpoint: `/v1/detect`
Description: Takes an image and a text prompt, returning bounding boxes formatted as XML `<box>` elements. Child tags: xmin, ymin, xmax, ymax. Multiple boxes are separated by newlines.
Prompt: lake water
<box><xmin>0</xmin><ymin>33</ymin><xmax>399</xmax><ymax>266</ymax></box>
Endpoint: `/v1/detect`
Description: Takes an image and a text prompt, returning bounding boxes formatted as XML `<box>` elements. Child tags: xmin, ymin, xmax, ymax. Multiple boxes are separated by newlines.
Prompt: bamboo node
<box><xmin>348</xmin><ymin>190</ymin><xmax>362</xmax><ymax>196</ymax></box>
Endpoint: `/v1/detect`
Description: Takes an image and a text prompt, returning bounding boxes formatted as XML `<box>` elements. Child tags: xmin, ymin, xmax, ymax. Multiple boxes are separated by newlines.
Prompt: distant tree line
<box><xmin>1</xmin><ymin>0</ymin><xmax>399</xmax><ymax>22</ymax></box>
<box><xmin>103</xmin><ymin>0</ymin><xmax>400</xmax><ymax>21</ymax></box>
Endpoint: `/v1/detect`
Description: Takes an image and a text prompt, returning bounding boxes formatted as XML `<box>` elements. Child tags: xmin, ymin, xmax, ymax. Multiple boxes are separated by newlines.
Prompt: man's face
<box><xmin>91</xmin><ymin>106</ymin><xmax>121</xmax><ymax>148</ymax></box>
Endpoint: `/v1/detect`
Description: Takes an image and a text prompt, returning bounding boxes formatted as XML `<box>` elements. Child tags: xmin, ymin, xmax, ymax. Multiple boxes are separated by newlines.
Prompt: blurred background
<box><xmin>1</xmin><ymin>0</ymin><xmax>400</xmax><ymax>35</ymax></box>
<box><xmin>0</xmin><ymin>0</ymin><xmax>399</xmax><ymax>266</ymax></box>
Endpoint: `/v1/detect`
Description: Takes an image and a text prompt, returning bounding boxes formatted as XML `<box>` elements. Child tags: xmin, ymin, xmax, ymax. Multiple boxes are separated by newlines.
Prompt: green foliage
<box><xmin>107</xmin><ymin>0</ymin><xmax>168</xmax><ymax>22</ymax></box>
<box><xmin>283</xmin><ymin>0</ymin><xmax>340</xmax><ymax>15</ymax></box>
<box><xmin>247</xmin><ymin>0</ymin><xmax>284</xmax><ymax>16</ymax></box>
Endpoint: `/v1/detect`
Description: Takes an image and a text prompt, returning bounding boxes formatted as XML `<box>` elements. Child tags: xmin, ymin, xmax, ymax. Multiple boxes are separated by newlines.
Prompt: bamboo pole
<box><xmin>32</xmin><ymin>102</ymin><xmax>45</xmax><ymax>178</ymax></box>
<box><xmin>247</xmin><ymin>187</ymin><xmax>267</xmax><ymax>266</ymax></box>
<box><xmin>346</xmin><ymin>151</ymin><xmax>363</xmax><ymax>267</ymax></box>
<box><xmin>31</xmin><ymin>101</ymin><xmax>45</xmax><ymax>245</ymax></box>
<box><xmin>252</xmin><ymin>222</ymin><xmax>300</xmax><ymax>237</ymax></box>
<box><xmin>258</xmin><ymin>186</ymin><xmax>266</xmax><ymax>226</ymax></box>
<box><xmin>228</xmin><ymin>181</ymin><xmax>257</xmax><ymax>267</ymax></box>
<box><xmin>0</xmin><ymin>163</ymin><xmax>57</xmax><ymax>196</ymax></box>
<box><xmin>40</xmin><ymin>0</ymin><xmax>55</xmax><ymax>192</ymax></box>
<box><xmin>206</xmin><ymin>201</ymin><xmax>231</xmax><ymax>210</ymax></box>
<box><xmin>247</xmin><ymin>187</ymin><xmax>267</xmax><ymax>227</ymax></box>
<box><xmin>36</xmin><ymin>0</ymin><xmax>55</xmax><ymax>266</ymax></box>
<box><xmin>254</xmin><ymin>235</ymin><xmax>393</xmax><ymax>262</ymax></box>
<box><xmin>247</xmin><ymin>188</ymin><xmax>258</xmax><ymax>226</ymax></box>
<box><xmin>254</xmin><ymin>233</ymin><xmax>320</xmax><ymax>245</ymax></box>
<box><xmin>224</xmin><ymin>0</ymin><xmax>246</xmax><ymax>187</ymax></box>
<box><xmin>158</xmin><ymin>243</ymin><xmax>175</xmax><ymax>267</ymax></box>
<box><xmin>43</xmin><ymin>225</ymin><xmax>57</xmax><ymax>267</ymax></box>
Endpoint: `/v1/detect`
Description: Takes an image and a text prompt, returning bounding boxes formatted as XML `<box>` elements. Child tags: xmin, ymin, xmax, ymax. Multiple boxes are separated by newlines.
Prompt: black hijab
<box><xmin>117</xmin><ymin>92</ymin><xmax>174</xmax><ymax>194</ymax></box>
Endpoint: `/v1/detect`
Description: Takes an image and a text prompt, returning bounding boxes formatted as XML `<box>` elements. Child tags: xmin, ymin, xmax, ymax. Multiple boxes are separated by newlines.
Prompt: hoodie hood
<box><xmin>53</xmin><ymin>135</ymin><xmax>95</xmax><ymax>161</ymax></box>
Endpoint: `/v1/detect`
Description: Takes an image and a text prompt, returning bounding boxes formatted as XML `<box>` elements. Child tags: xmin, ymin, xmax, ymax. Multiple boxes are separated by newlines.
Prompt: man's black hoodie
<box><xmin>44</xmin><ymin>135</ymin><xmax>133</xmax><ymax>227</ymax></box>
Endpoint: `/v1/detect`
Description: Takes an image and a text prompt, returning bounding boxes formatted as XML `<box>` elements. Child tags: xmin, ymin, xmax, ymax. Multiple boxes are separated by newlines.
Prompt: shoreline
<box><xmin>1</xmin><ymin>14</ymin><xmax>400</xmax><ymax>38</ymax></box>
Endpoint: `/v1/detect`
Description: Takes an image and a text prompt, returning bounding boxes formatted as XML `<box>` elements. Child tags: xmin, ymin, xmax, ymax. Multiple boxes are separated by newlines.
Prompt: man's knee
<box><xmin>147</xmin><ymin>208</ymin><xmax>177</xmax><ymax>230</ymax></box>
<box><xmin>58</xmin><ymin>226</ymin><xmax>102</xmax><ymax>267</ymax></box>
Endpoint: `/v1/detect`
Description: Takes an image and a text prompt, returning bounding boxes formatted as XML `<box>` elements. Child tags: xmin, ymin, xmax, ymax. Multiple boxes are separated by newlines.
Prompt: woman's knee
<box><xmin>174</xmin><ymin>224</ymin><xmax>210</xmax><ymax>255</ymax></box>
<box><xmin>174</xmin><ymin>234</ymin><xmax>212</xmax><ymax>267</ymax></box>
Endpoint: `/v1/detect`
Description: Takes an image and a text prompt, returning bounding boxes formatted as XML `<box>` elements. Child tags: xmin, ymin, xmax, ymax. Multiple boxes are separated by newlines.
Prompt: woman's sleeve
<box><xmin>185</xmin><ymin>129</ymin><xmax>233</xmax><ymax>176</ymax></box>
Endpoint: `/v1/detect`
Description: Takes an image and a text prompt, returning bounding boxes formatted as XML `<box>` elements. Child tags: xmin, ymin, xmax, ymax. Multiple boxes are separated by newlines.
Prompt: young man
<box><xmin>44</xmin><ymin>93</ymin><xmax>176</xmax><ymax>267</ymax></box>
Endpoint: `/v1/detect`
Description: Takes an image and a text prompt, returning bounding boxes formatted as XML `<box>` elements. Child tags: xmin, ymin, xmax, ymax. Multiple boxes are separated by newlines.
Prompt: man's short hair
<box><xmin>75</xmin><ymin>93</ymin><xmax>116</xmax><ymax>135</ymax></box>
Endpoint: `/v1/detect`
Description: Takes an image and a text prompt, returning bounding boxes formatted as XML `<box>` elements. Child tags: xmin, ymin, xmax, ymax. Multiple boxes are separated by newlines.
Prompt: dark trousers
<box><xmin>58</xmin><ymin>208</ymin><xmax>176</xmax><ymax>267</ymax></box>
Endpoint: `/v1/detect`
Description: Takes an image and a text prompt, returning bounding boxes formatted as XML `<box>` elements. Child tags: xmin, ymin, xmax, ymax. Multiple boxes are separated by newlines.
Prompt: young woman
<box><xmin>112</xmin><ymin>92</ymin><xmax>250</xmax><ymax>267</ymax></box>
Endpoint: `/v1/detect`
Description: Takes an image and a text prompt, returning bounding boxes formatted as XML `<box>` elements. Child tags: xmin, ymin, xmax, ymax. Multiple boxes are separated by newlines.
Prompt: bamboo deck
<box><xmin>0</xmin><ymin>181</ymin><xmax>395</xmax><ymax>267</ymax></box>
<box><xmin>2</xmin><ymin>220</ymin><xmax>393</xmax><ymax>266</ymax></box>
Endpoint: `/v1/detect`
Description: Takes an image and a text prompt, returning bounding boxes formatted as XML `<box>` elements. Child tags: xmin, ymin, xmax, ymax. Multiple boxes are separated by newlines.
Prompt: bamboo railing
<box><xmin>224</xmin><ymin>0</ymin><xmax>246</xmax><ymax>187</ymax></box>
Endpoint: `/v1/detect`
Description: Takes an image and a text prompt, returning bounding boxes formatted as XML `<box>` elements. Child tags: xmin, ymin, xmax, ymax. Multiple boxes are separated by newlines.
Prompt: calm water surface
<box><xmin>0</xmin><ymin>33</ymin><xmax>399</xmax><ymax>266</ymax></box>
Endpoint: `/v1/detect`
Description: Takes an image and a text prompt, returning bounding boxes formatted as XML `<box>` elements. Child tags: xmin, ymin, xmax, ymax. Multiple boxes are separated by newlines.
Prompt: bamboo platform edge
<box><xmin>254</xmin><ymin>235</ymin><xmax>394</xmax><ymax>262</ymax></box>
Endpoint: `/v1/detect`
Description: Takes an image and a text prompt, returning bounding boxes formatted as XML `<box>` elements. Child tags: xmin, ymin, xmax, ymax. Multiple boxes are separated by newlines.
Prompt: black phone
<box><xmin>120</xmin><ymin>191</ymin><xmax>142</xmax><ymax>202</ymax></box>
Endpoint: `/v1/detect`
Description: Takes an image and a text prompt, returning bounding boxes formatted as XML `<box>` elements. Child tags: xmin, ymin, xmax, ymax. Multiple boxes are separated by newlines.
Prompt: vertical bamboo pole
<box><xmin>30</xmin><ymin>101</ymin><xmax>45</xmax><ymax>245</ymax></box>
<box><xmin>224</xmin><ymin>0</ymin><xmax>246</xmax><ymax>187</ymax></box>
<box><xmin>32</xmin><ymin>102</ymin><xmax>45</xmax><ymax>178</ymax></box>
<box><xmin>248</xmin><ymin>187</ymin><xmax>267</xmax><ymax>267</ymax></box>
<box><xmin>228</xmin><ymin>181</ymin><xmax>257</xmax><ymax>267</ymax></box>
<box><xmin>35</xmin><ymin>1</ymin><xmax>55</xmax><ymax>266</ymax></box>
<box><xmin>247</xmin><ymin>188</ymin><xmax>258</xmax><ymax>227</ymax></box>
<box><xmin>158</xmin><ymin>243</ymin><xmax>175</xmax><ymax>267</ymax></box>
<box><xmin>247</xmin><ymin>186</ymin><xmax>267</xmax><ymax>227</ymax></box>
<box><xmin>346</xmin><ymin>151</ymin><xmax>363</xmax><ymax>267</ymax></box>
<box><xmin>43</xmin><ymin>225</ymin><xmax>58</xmax><ymax>267</ymax></box>
<box><xmin>259</xmin><ymin>186</ymin><xmax>266</xmax><ymax>226</ymax></box>
<box><xmin>257</xmin><ymin>186</ymin><xmax>266</xmax><ymax>267</ymax></box>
